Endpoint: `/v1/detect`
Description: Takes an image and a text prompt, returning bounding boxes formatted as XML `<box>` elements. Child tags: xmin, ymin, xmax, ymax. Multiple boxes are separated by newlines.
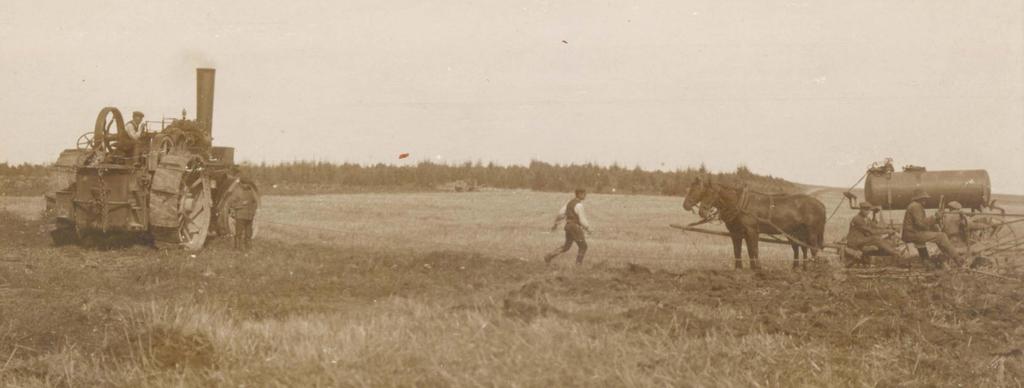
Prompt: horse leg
<box><xmin>813</xmin><ymin>225</ymin><xmax>825</xmax><ymax>259</ymax></box>
<box><xmin>801</xmin><ymin>245</ymin><xmax>809</xmax><ymax>270</ymax></box>
<box><xmin>791</xmin><ymin>243</ymin><xmax>801</xmax><ymax>270</ymax></box>
<box><xmin>731</xmin><ymin>235</ymin><xmax>744</xmax><ymax>269</ymax></box>
<box><xmin>745</xmin><ymin>229</ymin><xmax>761</xmax><ymax>270</ymax></box>
<box><xmin>807</xmin><ymin>228</ymin><xmax>821</xmax><ymax>270</ymax></box>
<box><xmin>797</xmin><ymin>228</ymin><xmax>810</xmax><ymax>270</ymax></box>
<box><xmin>789</xmin><ymin>229</ymin><xmax>806</xmax><ymax>270</ymax></box>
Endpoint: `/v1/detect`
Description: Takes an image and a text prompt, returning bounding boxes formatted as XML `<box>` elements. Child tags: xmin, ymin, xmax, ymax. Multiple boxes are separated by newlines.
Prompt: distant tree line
<box><xmin>0</xmin><ymin>163</ymin><xmax>52</xmax><ymax>196</ymax></box>
<box><xmin>0</xmin><ymin>160</ymin><xmax>796</xmax><ymax>197</ymax></box>
<box><xmin>238</xmin><ymin>160</ymin><xmax>796</xmax><ymax>196</ymax></box>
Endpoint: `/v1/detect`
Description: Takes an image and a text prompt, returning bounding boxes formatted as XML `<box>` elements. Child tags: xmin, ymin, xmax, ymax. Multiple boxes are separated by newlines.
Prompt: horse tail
<box><xmin>811</xmin><ymin>199</ymin><xmax>827</xmax><ymax>255</ymax></box>
<box><xmin>813</xmin><ymin>226</ymin><xmax>823</xmax><ymax>251</ymax></box>
<box><xmin>815</xmin><ymin>214</ymin><xmax>826</xmax><ymax>256</ymax></box>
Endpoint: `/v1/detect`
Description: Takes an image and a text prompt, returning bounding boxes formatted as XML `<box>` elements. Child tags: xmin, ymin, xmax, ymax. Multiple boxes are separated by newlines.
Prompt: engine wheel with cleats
<box><xmin>151</xmin><ymin>157</ymin><xmax>212</xmax><ymax>251</ymax></box>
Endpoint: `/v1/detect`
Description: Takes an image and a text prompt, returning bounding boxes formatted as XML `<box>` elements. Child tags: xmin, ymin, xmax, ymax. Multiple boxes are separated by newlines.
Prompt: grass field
<box><xmin>1</xmin><ymin>190</ymin><xmax>1023</xmax><ymax>387</ymax></box>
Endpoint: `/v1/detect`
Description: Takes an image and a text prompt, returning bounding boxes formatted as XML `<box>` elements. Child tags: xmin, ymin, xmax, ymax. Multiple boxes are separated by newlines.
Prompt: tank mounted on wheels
<box><xmin>44</xmin><ymin>68</ymin><xmax>257</xmax><ymax>250</ymax></box>
<box><xmin>845</xmin><ymin>159</ymin><xmax>994</xmax><ymax>211</ymax></box>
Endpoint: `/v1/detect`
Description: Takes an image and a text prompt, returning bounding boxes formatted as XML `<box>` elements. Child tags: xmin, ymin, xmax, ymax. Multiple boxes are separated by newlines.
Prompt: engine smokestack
<box><xmin>196</xmin><ymin>68</ymin><xmax>215</xmax><ymax>135</ymax></box>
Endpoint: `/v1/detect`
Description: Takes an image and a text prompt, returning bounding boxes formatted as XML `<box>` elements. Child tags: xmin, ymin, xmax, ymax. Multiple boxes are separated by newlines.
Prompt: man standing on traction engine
<box><xmin>119</xmin><ymin>111</ymin><xmax>146</xmax><ymax>157</ymax></box>
<box><xmin>544</xmin><ymin>189</ymin><xmax>593</xmax><ymax>265</ymax></box>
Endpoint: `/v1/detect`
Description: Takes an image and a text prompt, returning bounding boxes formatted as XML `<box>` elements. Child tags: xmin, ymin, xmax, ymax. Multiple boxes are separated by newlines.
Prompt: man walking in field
<box><xmin>544</xmin><ymin>189</ymin><xmax>592</xmax><ymax>265</ymax></box>
<box><xmin>901</xmin><ymin>189</ymin><xmax>961</xmax><ymax>269</ymax></box>
<box><xmin>229</xmin><ymin>178</ymin><xmax>259</xmax><ymax>252</ymax></box>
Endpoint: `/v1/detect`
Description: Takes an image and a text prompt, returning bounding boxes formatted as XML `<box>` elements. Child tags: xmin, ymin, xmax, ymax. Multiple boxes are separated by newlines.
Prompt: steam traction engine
<box><xmin>45</xmin><ymin>68</ymin><xmax>252</xmax><ymax>250</ymax></box>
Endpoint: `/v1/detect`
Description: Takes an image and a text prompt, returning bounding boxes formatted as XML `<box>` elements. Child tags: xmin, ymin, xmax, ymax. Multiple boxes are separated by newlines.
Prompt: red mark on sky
<box><xmin>398</xmin><ymin>153</ymin><xmax>410</xmax><ymax>159</ymax></box>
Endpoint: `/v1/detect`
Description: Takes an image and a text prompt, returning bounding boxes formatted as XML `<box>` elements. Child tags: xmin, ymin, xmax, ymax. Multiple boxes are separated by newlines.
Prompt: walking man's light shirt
<box><xmin>555</xmin><ymin>201</ymin><xmax>590</xmax><ymax>231</ymax></box>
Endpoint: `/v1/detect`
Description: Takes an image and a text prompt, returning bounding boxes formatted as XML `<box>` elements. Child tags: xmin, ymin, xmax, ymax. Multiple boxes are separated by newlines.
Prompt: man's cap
<box><xmin>574</xmin><ymin>188</ymin><xmax>586</xmax><ymax>195</ymax></box>
<box><xmin>858</xmin><ymin>202</ymin><xmax>872</xmax><ymax>210</ymax></box>
<box><xmin>132</xmin><ymin>111</ymin><xmax>144</xmax><ymax>118</ymax></box>
<box><xmin>946</xmin><ymin>201</ymin><xmax>963</xmax><ymax>210</ymax></box>
<box><xmin>910</xmin><ymin>189</ymin><xmax>931</xmax><ymax>201</ymax></box>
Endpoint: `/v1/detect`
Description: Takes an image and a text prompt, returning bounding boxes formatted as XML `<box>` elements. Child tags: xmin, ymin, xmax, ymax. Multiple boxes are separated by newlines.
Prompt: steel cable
<box><xmin>825</xmin><ymin>172</ymin><xmax>867</xmax><ymax>224</ymax></box>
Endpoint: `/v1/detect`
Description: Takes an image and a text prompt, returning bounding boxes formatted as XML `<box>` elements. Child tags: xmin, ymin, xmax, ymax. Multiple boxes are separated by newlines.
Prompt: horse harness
<box><xmin>700</xmin><ymin>182</ymin><xmax>818</xmax><ymax>250</ymax></box>
<box><xmin>736</xmin><ymin>186</ymin><xmax>778</xmax><ymax>223</ymax></box>
<box><xmin>702</xmin><ymin>184</ymin><xmax>776</xmax><ymax>223</ymax></box>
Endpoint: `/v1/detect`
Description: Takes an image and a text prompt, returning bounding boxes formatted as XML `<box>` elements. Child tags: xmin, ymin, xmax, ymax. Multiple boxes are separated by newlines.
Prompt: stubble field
<box><xmin>1</xmin><ymin>190</ymin><xmax>1023</xmax><ymax>387</ymax></box>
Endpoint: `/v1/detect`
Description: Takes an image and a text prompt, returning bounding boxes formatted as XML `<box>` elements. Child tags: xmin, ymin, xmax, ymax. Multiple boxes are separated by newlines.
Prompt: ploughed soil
<box><xmin>505</xmin><ymin>262</ymin><xmax>1024</xmax><ymax>350</ymax></box>
<box><xmin>2</xmin><ymin>209</ymin><xmax>1024</xmax><ymax>385</ymax></box>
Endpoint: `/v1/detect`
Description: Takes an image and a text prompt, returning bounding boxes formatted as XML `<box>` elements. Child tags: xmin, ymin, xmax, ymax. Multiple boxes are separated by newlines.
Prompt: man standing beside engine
<box><xmin>229</xmin><ymin>178</ymin><xmax>259</xmax><ymax>252</ymax></box>
<box><xmin>544</xmin><ymin>189</ymin><xmax>593</xmax><ymax>265</ymax></box>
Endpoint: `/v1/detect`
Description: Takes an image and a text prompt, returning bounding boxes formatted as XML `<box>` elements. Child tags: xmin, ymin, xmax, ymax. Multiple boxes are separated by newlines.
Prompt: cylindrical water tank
<box><xmin>864</xmin><ymin>169</ymin><xmax>990</xmax><ymax>210</ymax></box>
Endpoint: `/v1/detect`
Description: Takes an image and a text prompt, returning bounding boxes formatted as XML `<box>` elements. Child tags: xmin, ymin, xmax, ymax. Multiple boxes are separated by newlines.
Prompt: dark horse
<box><xmin>682</xmin><ymin>176</ymin><xmax>826</xmax><ymax>270</ymax></box>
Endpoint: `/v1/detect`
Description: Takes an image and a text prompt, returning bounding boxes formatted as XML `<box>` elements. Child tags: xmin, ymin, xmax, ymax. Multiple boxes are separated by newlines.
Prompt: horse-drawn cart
<box><xmin>837</xmin><ymin>160</ymin><xmax>1023</xmax><ymax>269</ymax></box>
<box><xmin>675</xmin><ymin>159</ymin><xmax>1024</xmax><ymax>271</ymax></box>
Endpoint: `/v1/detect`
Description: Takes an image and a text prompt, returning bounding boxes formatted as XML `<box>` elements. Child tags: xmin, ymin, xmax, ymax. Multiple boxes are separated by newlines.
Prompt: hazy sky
<box><xmin>2</xmin><ymin>0</ymin><xmax>1022</xmax><ymax>192</ymax></box>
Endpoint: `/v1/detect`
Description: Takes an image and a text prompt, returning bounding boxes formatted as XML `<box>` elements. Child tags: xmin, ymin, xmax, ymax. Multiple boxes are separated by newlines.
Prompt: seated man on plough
<box><xmin>844</xmin><ymin>202</ymin><xmax>900</xmax><ymax>266</ymax></box>
<box><xmin>938</xmin><ymin>201</ymin><xmax>1006</xmax><ymax>266</ymax></box>
<box><xmin>902</xmin><ymin>189</ymin><xmax>963</xmax><ymax>269</ymax></box>
<box><xmin>940</xmin><ymin>201</ymin><xmax>992</xmax><ymax>245</ymax></box>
